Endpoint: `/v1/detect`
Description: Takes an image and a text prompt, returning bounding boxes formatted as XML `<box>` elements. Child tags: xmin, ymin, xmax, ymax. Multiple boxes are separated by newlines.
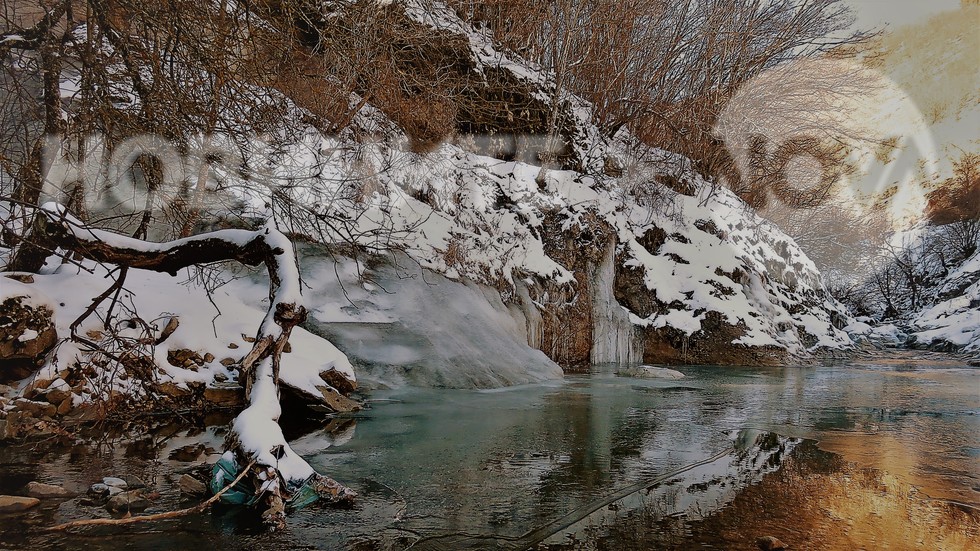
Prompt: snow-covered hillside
<box><xmin>910</xmin><ymin>250</ymin><xmax>980</xmax><ymax>352</ymax></box>
<box><xmin>251</xmin><ymin>0</ymin><xmax>854</xmax><ymax>369</ymax></box>
<box><xmin>840</xmin><ymin>221</ymin><xmax>980</xmax><ymax>353</ymax></box>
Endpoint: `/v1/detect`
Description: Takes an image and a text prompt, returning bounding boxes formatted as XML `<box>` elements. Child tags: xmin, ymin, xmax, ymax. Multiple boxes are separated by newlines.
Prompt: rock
<box><xmin>157</xmin><ymin>381</ymin><xmax>191</xmax><ymax>398</ymax></box>
<box><xmin>603</xmin><ymin>154</ymin><xmax>625</xmax><ymax>177</ymax></box>
<box><xmin>13</xmin><ymin>398</ymin><xmax>57</xmax><ymax>418</ymax></box>
<box><xmin>319</xmin><ymin>368</ymin><xmax>357</xmax><ymax>395</ymax></box>
<box><xmin>25</xmin><ymin>481</ymin><xmax>74</xmax><ymax>498</ymax></box>
<box><xmin>44</xmin><ymin>386</ymin><xmax>71</xmax><ymax>405</ymax></box>
<box><xmin>88</xmin><ymin>483</ymin><xmax>109</xmax><ymax>496</ymax></box>
<box><xmin>618</xmin><ymin>365</ymin><xmax>686</xmax><ymax>380</ymax></box>
<box><xmin>122</xmin><ymin>475</ymin><xmax>147</xmax><ymax>490</ymax></box>
<box><xmin>213</xmin><ymin>372</ymin><xmax>229</xmax><ymax>383</ymax></box>
<box><xmin>0</xmin><ymin>292</ymin><xmax>58</xmax><ymax>382</ymax></box>
<box><xmin>0</xmin><ymin>495</ymin><xmax>40</xmax><ymax>513</ymax></box>
<box><xmin>105</xmin><ymin>490</ymin><xmax>150</xmax><ymax>514</ymax></box>
<box><xmin>178</xmin><ymin>474</ymin><xmax>207</xmax><ymax>496</ymax></box>
<box><xmin>156</xmin><ymin>316</ymin><xmax>179</xmax><ymax>344</ymax></box>
<box><xmin>227</xmin><ymin>343</ymin><xmax>239</xmax><ymax>349</ymax></box>
<box><xmin>56</xmin><ymin>397</ymin><xmax>73</xmax><ymax>416</ymax></box>
<box><xmin>168</xmin><ymin>348</ymin><xmax>203</xmax><ymax>368</ymax></box>
<box><xmin>102</xmin><ymin>477</ymin><xmax>128</xmax><ymax>489</ymax></box>
<box><xmin>317</xmin><ymin>386</ymin><xmax>362</xmax><ymax>413</ymax></box>
<box><xmin>203</xmin><ymin>385</ymin><xmax>244</xmax><ymax>408</ymax></box>
<box><xmin>22</xmin><ymin>377</ymin><xmax>53</xmax><ymax>398</ymax></box>
<box><xmin>220</xmin><ymin>357</ymin><xmax>236</xmax><ymax>367</ymax></box>
<box><xmin>203</xmin><ymin>353</ymin><xmax>215</xmax><ymax>364</ymax></box>
<box><xmin>169</xmin><ymin>444</ymin><xmax>205</xmax><ymax>462</ymax></box>
<box><xmin>3</xmin><ymin>274</ymin><xmax>34</xmax><ymax>284</ymax></box>
<box><xmin>756</xmin><ymin>536</ymin><xmax>788</xmax><ymax>550</ymax></box>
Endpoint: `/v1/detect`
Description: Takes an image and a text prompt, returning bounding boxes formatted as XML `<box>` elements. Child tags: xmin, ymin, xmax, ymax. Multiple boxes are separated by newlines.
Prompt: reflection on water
<box><xmin>0</xmin><ymin>358</ymin><xmax>977</xmax><ymax>550</ymax></box>
<box><xmin>545</xmin><ymin>440</ymin><xmax>980</xmax><ymax>551</ymax></box>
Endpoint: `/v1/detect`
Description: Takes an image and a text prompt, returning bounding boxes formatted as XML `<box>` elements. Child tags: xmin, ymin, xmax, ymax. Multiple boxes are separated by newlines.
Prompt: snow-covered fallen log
<box><xmin>10</xmin><ymin>203</ymin><xmax>355</xmax><ymax>527</ymax></box>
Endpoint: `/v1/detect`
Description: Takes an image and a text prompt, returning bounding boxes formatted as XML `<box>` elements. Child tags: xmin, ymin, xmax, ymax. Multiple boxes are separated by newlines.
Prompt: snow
<box><xmin>260</xmin><ymin>132</ymin><xmax>850</xmax><ymax>356</ymax></box>
<box><xmin>12</xmin><ymin>258</ymin><xmax>353</xmax><ymax>403</ymax></box>
<box><xmin>0</xmin><ymin>277</ymin><xmax>56</xmax><ymax>311</ymax></box>
<box><xmin>618</xmin><ymin>365</ymin><xmax>686</xmax><ymax>379</ymax></box>
<box><xmin>4</xmin><ymin>227</ymin><xmax>351</xmax><ymax>482</ymax></box>
<box><xmin>911</xmin><ymin>278</ymin><xmax>980</xmax><ymax>350</ymax></box>
<box><xmin>297</xmin><ymin>249</ymin><xmax>563</xmax><ymax>389</ymax></box>
<box><xmin>39</xmin><ymin>202</ymin><xmax>271</xmax><ymax>253</ymax></box>
<box><xmin>232</xmin><ymin>356</ymin><xmax>314</xmax><ymax>483</ymax></box>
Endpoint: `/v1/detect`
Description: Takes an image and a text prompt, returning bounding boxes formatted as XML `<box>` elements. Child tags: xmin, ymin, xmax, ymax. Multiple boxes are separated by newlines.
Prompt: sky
<box><xmin>845</xmin><ymin>0</ymin><xmax>963</xmax><ymax>31</ymax></box>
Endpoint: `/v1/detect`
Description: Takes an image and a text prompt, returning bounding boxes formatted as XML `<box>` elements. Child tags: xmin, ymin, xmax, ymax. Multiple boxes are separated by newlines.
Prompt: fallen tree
<box><xmin>8</xmin><ymin>202</ymin><xmax>355</xmax><ymax>528</ymax></box>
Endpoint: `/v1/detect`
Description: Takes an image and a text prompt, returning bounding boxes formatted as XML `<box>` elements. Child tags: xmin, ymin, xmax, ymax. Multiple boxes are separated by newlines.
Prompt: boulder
<box><xmin>157</xmin><ymin>381</ymin><xmax>192</xmax><ymax>398</ymax></box>
<box><xmin>43</xmin><ymin>386</ymin><xmax>71</xmax><ymax>405</ymax></box>
<box><xmin>167</xmin><ymin>348</ymin><xmax>204</xmax><ymax>369</ymax></box>
<box><xmin>0</xmin><ymin>495</ymin><xmax>40</xmax><ymax>513</ymax></box>
<box><xmin>317</xmin><ymin>386</ymin><xmax>362</xmax><ymax>413</ymax></box>
<box><xmin>25</xmin><ymin>481</ymin><xmax>74</xmax><ymax>498</ymax></box>
<box><xmin>56</xmin><ymin>397</ymin><xmax>73</xmax><ymax>416</ymax></box>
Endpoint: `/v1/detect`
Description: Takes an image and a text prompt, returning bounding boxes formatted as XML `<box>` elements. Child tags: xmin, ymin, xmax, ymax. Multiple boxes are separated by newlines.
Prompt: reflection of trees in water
<box><xmin>532</xmin><ymin>389</ymin><xmax>610</xmax><ymax>514</ymax></box>
<box><xmin>542</xmin><ymin>440</ymin><xmax>978</xmax><ymax>550</ymax></box>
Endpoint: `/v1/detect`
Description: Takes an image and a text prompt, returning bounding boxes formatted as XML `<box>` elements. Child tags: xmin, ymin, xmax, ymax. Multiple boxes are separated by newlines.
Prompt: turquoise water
<box><xmin>1</xmin><ymin>359</ymin><xmax>977</xmax><ymax>549</ymax></box>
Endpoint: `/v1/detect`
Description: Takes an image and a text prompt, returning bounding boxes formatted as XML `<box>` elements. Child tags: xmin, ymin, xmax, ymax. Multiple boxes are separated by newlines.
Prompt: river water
<box><xmin>1</xmin><ymin>354</ymin><xmax>977</xmax><ymax>549</ymax></box>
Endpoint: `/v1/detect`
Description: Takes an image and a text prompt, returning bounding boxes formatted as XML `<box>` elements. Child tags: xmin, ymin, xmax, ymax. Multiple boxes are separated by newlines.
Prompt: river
<box><xmin>1</xmin><ymin>353</ymin><xmax>977</xmax><ymax>549</ymax></box>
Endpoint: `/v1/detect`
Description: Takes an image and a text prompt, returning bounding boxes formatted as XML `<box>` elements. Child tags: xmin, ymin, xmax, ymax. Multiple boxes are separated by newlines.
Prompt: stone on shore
<box><xmin>106</xmin><ymin>489</ymin><xmax>150</xmax><ymax>514</ymax></box>
<box><xmin>178</xmin><ymin>474</ymin><xmax>207</xmax><ymax>497</ymax></box>
<box><xmin>25</xmin><ymin>481</ymin><xmax>74</xmax><ymax>498</ymax></box>
<box><xmin>0</xmin><ymin>495</ymin><xmax>40</xmax><ymax>513</ymax></box>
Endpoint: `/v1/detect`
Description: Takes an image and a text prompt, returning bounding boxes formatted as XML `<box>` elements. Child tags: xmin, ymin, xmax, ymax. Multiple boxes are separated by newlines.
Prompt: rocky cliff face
<box><xmin>247</xmin><ymin>0</ymin><xmax>854</xmax><ymax>372</ymax></box>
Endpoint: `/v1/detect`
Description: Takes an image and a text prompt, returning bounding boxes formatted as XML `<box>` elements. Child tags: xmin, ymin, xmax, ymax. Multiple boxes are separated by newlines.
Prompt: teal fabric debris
<box><xmin>286</xmin><ymin>475</ymin><xmax>321</xmax><ymax>511</ymax></box>
<box><xmin>209</xmin><ymin>453</ymin><xmax>252</xmax><ymax>505</ymax></box>
<box><xmin>209</xmin><ymin>454</ymin><xmax>321</xmax><ymax>510</ymax></box>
